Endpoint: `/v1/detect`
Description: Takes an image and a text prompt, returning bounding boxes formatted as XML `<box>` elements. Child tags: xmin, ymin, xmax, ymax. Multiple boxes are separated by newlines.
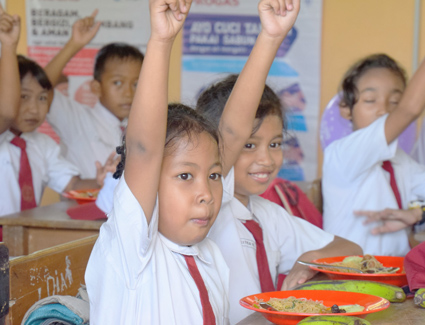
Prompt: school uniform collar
<box><xmin>158</xmin><ymin>232</ymin><xmax>211</xmax><ymax>265</ymax></box>
<box><xmin>93</xmin><ymin>101</ymin><xmax>128</xmax><ymax>129</ymax></box>
<box><xmin>4</xmin><ymin>130</ymin><xmax>36</xmax><ymax>143</ymax></box>
<box><xmin>230</xmin><ymin>195</ymin><xmax>256</xmax><ymax>222</ymax></box>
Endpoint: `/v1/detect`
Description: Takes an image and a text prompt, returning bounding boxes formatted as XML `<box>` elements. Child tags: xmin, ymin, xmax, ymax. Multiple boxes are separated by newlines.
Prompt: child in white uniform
<box><xmin>0</xmin><ymin>10</ymin><xmax>115</xmax><ymax>217</ymax></box>
<box><xmin>85</xmin><ymin>1</ymin><xmax>229</xmax><ymax>324</ymax></box>
<box><xmin>44</xmin><ymin>12</ymin><xmax>144</xmax><ymax>178</ymax></box>
<box><xmin>197</xmin><ymin>1</ymin><xmax>362</xmax><ymax>323</ymax></box>
<box><xmin>323</xmin><ymin>54</ymin><xmax>425</xmax><ymax>256</ymax></box>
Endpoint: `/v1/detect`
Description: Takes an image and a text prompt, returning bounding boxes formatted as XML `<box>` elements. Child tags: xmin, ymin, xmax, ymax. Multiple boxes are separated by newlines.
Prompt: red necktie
<box><xmin>382</xmin><ymin>160</ymin><xmax>402</xmax><ymax>209</ymax></box>
<box><xmin>243</xmin><ymin>219</ymin><xmax>275</xmax><ymax>292</ymax></box>
<box><xmin>184</xmin><ymin>255</ymin><xmax>216</xmax><ymax>325</ymax></box>
<box><xmin>11</xmin><ymin>136</ymin><xmax>37</xmax><ymax>210</ymax></box>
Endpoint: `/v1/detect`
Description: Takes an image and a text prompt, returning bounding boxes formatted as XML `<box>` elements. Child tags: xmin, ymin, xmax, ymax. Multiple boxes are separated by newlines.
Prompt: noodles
<box><xmin>256</xmin><ymin>297</ymin><xmax>328</xmax><ymax>313</ymax></box>
<box><xmin>327</xmin><ymin>255</ymin><xmax>400</xmax><ymax>274</ymax></box>
<box><xmin>254</xmin><ymin>297</ymin><xmax>365</xmax><ymax>314</ymax></box>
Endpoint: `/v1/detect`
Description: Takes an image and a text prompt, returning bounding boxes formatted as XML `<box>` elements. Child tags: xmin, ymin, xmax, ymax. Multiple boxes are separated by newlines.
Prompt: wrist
<box><xmin>65</xmin><ymin>39</ymin><xmax>85</xmax><ymax>53</ymax></box>
<box><xmin>408</xmin><ymin>200</ymin><xmax>425</xmax><ymax>225</ymax></box>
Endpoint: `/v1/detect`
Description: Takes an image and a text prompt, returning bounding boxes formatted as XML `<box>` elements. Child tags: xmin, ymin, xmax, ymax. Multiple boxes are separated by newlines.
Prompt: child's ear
<box><xmin>339</xmin><ymin>105</ymin><xmax>352</xmax><ymax>121</ymax></box>
<box><xmin>90</xmin><ymin>80</ymin><xmax>102</xmax><ymax>98</ymax></box>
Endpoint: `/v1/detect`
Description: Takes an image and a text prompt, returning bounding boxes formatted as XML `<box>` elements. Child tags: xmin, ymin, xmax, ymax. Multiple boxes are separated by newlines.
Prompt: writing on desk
<box><xmin>29</xmin><ymin>256</ymin><xmax>73</xmax><ymax>299</ymax></box>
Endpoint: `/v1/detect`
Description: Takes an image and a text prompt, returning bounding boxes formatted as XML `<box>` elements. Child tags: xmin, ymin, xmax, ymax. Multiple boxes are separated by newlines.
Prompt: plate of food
<box><xmin>62</xmin><ymin>189</ymin><xmax>100</xmax><ymax>205</ymax></box>
<box><xmin>306</xmin><ymin>255</ymin><xmax>407</xmax><ymax>287</ymax></box>
<box><xmin>239</xmin><ymin>290</ymin><xmax>389</xmax><ymax>325</ymax></box>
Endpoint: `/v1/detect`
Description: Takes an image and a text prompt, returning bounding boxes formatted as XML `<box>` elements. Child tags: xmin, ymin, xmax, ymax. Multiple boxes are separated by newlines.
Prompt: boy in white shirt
<box><xmin>44</xmin><ymin>11</ymin><xmax>144</xmax><ymax>178</ymax></box>
<box><xmin>197</xmin><ymin>1</ymin><xmax>362</xmax><ymax>323</ymax></box>
<box><xmin>85</xmin><ymin>1</ymin><xmax>230</xmax><ymax>324</ymax></box>
<box><xmin>323</xmin><ymin>53</ymin><xmax>425</xmax><ymax>256</ymax></box>
<box><xmin>0</xmin><ymin>8</ymin><xmax>116</xmax><ymax>217</ymax></box>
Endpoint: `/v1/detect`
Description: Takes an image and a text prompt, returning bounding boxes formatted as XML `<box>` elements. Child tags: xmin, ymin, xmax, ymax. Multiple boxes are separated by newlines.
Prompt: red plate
<box><xmin>240</xmin><ymin>290</ymin><xmax>389</xmax><ymax>325</ymax></box>
<box><xmin>309</xmin><ymin>256</ymin><xmax>407</xmax><ymax>287</ymax></box>
<box><xmin>62</xmin><ymin>189</ymin><xmax>100</xmax><ymax>205</ymax></box>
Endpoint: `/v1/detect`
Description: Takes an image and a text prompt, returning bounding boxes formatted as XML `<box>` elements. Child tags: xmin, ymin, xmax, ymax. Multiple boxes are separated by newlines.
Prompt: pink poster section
<box><xmin>30</xmin><ymin>47</ymin><xmax>99</xmax><ymax>143</ymax></box>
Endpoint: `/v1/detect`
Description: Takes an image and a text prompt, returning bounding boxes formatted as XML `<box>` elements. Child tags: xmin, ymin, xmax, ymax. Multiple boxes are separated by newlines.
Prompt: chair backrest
<box><xmin>306</xmin><ymin>178</ymin><xmax>323</xmax><ymax>215</ymax></box>
<box><xmin>0</xmin><ymin>243</ymin><xmax>9</xmax><ymax>325</ymax></box>
<box><xmin>7</xmin><ymin>235</ymin><xmax>97</xmax><ymax>325</ymax></box>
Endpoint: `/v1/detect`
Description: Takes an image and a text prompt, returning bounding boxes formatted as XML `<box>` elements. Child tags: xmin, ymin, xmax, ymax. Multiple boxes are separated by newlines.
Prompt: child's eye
<box><xmin>133</xmin><ymin>81</ymin><xmax>138</xmax><ymax>88</ymax></box>
<box><xmin>270</xmin><ymin>142</ymin><xmax>282</xmax><ymax>148</ymax></box>
<box><xmin>20</xmin><ymin>94</ymin><xmax>28</xmax><ymax>100</ymax></box>
<box><xmin>178</xmin><ymin>173</ymin><xmax>192</xmax><ymax>180</ymax></box>
<box><xmin>245</xmin><ymin>143</ymin><xmax>255</xmax><ymax>149</ymax></box>
<box><xmin>113</xmin><ymin>80</ymin><xmax>122</xmax><ymax>86</ymax></box>
<box><xmin>364</xmin><ymin>99</ymin><xmax>375</xmax><ymax>103</ymax></box>
<box><xmin>39</xmin><ymin>95</ymin><xmax>48</xmax><ymax>101</ymax></box>
<box><xmin>209</xmin><ymin>173</ymin><xmax>222</xmax><ymax>181</ymax></box>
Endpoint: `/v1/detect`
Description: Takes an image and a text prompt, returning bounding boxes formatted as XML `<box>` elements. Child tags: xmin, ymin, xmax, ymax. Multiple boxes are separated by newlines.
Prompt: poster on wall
<box><xmin>25</xmin><ymin>0</ymin><xmax>150</xmax><ymax>142</ymax></box>
<box><xmin>181</xmin><ymin>0</ymin><xmax>322</xmax><ymax>182</ymax></box>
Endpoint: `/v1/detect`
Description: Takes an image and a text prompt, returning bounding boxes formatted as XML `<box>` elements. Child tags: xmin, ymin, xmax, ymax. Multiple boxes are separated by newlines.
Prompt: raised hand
<box><xmin>149</xmin><ymin>0</ymin><xmax>192</xmax><ymax>42</ymax></box>
<box><xmin>258</xmin><ymin>0</ymin><xmax>300</xmax><ymax>40</ymax></box>
<box><xmin>0</xmin><ymin>4</ymin><xmax>21</xmax><ymax>47</ymax></box>
<box><xmin>71</xmin><ymin>9</ymin><xmax>101</xmax><ymax>47</ymax></box>
<box><xmin>95</xmin><ymin>151</ymin><xmax>120</xmax><ymax>187</ymax></box>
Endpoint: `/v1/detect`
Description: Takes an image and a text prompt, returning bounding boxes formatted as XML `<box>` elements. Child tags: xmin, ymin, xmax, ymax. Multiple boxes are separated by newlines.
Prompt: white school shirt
<box><xmin>322</xmin><ymin>115</ymin><xmax>425</xmax><ymax>256</ymax></box>
<box><xmin>47</xmin><ymin>90</ymin><xmax>126</xmax><ymax>179</ymax></box>
<box><xmin>208</xmin><ymin>168</ymin><xmax>334</xmax><ymax>324</ymax></box>
<box><xmin>0</xmin><ymin>130</ymin><xmax>80</xmax><ymax>216</ymax></box>
<box><xmin>85</xmin><ymin>176</ymin><xmax>230</xmax><ymax>325</ymax></box>
<box><xmin>94</xmin><ymin>173</ymin><xmax>118</xmax><ymax>214</ymax></box>
<box><xmin>411</xmin><ymin>118</ymin><xmax>425</xmax><ymax>164</ymax></box>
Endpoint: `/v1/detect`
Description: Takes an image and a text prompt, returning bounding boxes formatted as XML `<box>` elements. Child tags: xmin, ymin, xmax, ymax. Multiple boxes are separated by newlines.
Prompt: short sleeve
<box><xmin>43</xmin><ymin>135</ymin><xmax>80</xmax><ymax>192</ymax></box>
<box><xmin>268</xmin><ymin>204</ymin><xmax>334</xmax><ymax>274</ymax></box>
<box><xmin>95</xmin><ymin>173</ymin><xmax>119</xmax><ymax>214</ymax></box>
<box><xmin>98</xmin><ymin>175</ymin><xmax>158</xmax><ymax>289</ymax></box>
<box><xmin>324</xmin><ymin>115</ymin><xmax>397</xmax><ymax>182</ymax></box>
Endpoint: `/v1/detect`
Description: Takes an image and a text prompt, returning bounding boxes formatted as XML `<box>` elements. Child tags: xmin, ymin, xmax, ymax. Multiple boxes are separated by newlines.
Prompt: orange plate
<box><xmin>62</xmin><ymin>189</ymin><xmax>100</xmax><ymax>205</ymax></box>
<box><xmin>240</xmin><ymin>290</ymin><xmax>389</xmax><ymax>325</ymax></box>
<box><xmin>310</xmin><ymin>255</ymin><xmax>407</xmax><ymax>287</ymax></box>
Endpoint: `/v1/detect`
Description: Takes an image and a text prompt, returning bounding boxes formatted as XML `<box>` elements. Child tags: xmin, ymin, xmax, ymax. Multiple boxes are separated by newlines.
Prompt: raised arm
<box><xmin>44</xmin><ymin>10</ymin><xmax>101</xmax><ymax>87</ymax></box>
<box><xmin>220</xmin><ymin>0</ymin><xmax>300</xmax><ymax>176</ymax></box>
<box><xmin>124</xmin><ymin>0</ymin><xmax>191</xmax><ymax>221</ymax></box>
<box><xmin>385</xmin><ymin>57</ymin><xmax>425</xmax><ymax>144</ymax></box>
<box><xmin>0</xmin><ymin>5</ymin><xmax>20</xmax><ymax>134</ymax></box>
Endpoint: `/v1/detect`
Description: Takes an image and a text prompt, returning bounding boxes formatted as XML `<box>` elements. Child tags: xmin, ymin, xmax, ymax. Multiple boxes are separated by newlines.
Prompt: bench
<box><xmin>6</xmin><ymin>235</ymin><xmax>97</xmax><ymax>325</ymax></box>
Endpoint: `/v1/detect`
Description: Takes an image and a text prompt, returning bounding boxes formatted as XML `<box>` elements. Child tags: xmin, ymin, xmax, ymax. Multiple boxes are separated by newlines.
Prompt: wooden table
<box><xmin>0</xmin><ymin>201</ymin><xmax>104</xmax><ymax>256</ymax></box>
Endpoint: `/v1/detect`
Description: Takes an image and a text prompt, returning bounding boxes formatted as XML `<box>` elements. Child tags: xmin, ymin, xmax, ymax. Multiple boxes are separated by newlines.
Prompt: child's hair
<box><xmin>113</xmin><ymin>103</ymin><xmax>219</xmax><ymax>179</ymax></box>
<box><xmin>93</xmin><ymin>43</ymin><xmax>144</xmax><ymax>81</ymax></box>
<box><xmin>339</xmin><ymin>53</ymin><xmax>407</xmax><ymax>110</ymax></box>
<box><xmin>17</xmin><ymin>55</ymin><xmax>53</xmax><ymax>90</ymax></box>
<box><xmin>196</xmin><ymin>74</ymin><xmax>285</xmax><ymax>135</ymax></box>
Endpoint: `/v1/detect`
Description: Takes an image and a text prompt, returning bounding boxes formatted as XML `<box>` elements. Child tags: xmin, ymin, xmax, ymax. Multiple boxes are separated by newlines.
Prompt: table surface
<box><xmin>0</xmin><ymin>201</ymin><xmax>104</xmax><ymax>230</ymax></box>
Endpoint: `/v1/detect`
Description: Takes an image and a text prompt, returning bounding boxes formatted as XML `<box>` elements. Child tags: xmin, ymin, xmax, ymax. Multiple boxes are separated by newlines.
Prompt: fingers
<box><xmin>265</xmin><ymin>0</ymin><xmax>294</xmax><ymax>16</ymax></box>
<box><xmin>91</xmin><ymin>9</ymin><xmax>99</xmax><ymax>18</ymax></box>
<box><xmin>95</xmin><ymin>161</ymin><xmax>102</xmax><ymax>171</ymax></box>
<box><xmin>168</xmin><ymin>0</ymin><xmax>192</xmax><ymax>21</ymax></box>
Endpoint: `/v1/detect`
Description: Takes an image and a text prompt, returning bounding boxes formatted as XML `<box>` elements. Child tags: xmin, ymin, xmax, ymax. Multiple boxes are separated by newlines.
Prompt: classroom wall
<box><xmin>6</xmin><ymin>0</ymin><xmax>425</xmax><ymax>202</ymax></box>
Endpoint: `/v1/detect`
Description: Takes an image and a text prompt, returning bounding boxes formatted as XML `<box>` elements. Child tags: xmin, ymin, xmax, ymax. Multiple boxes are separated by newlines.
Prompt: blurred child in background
<box><xmin>0</xmin><ymin>8</ymin><xmax>116</xmax><ymax>219</ymax></box>
<box><xmin>323</xmin><ymin>53</ymin><xmax>425</xmax><ymax>256</ymax></box>
<box><xmin>44</xmin><ymin>11</ymin><xmax>143</xmax><ymax>179</ymax></box>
